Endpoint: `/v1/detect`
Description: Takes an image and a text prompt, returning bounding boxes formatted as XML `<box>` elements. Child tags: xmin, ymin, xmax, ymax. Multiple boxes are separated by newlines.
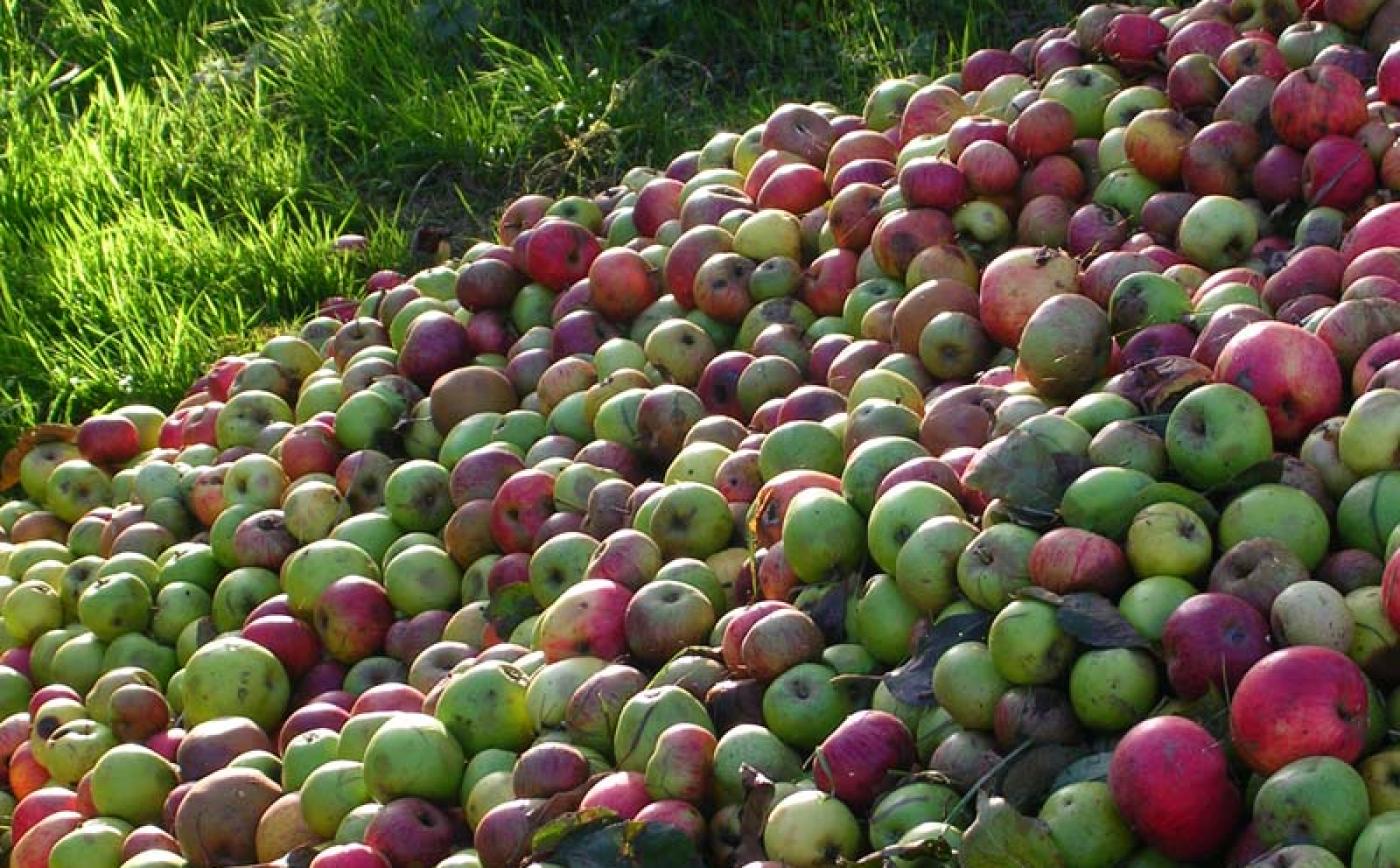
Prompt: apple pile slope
<box><xmin>3</xmin><ymin>0</ymin><xmax>1400</xmax><ymax>866</ymax></box>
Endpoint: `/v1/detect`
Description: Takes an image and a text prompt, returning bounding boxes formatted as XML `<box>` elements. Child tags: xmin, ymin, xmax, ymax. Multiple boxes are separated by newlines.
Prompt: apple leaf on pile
<box><xmin>963</xmin><ymin>427</ymin><xmax>1089</xmax><ymax>515</ymax></box>
<box><xmin>883</xmin><ymin>610</ymin><xmax>992</xmax><ymax>706</ymax></box>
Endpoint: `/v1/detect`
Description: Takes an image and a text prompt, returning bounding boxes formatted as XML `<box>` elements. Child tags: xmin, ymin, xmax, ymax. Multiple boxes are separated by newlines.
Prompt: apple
<box><xmin>1177</xmin><ymin>195</ymin><xmax>1258</xmax><ymax>271</ymax></box>
<box><xmin>1229</xmin><ymin>645</ymin><xmax>1369</xmax><ymax>775</ymax></box>
<box><xmin>1253</xmin><ymin>756</ymin><xmax>1369</xmax><ymax>856</ymax></box>
<box><xmin>1164</xmin><ymin>383</ymin><xmax>1274</xmax><ymax>488</ymax></box>
<box><xmin>763</xmin><ymin>790</ymin><xmax>862</xmax><ymax>868</ymax></box>
<box><xmin>1270</xmin><ymin>64</ymin><xmax>1369</xmax><ymax>151</ymax></box>
<box><xmin>360</xmin><ymin>713</ymin><xmax>462</xmax><ymax>803</ymax></box>
<box><xmin>623</xmin><ymin>580</ymin><xmax>715</xmax><ymax>665</ymax></box>
<box><xmin>1162</xmin><ymin>592</ymin><xmax>1272</xmax><ymax>700</ymax></box>
<box><xmin>180</xmin><ymin>636</ymin><xmax>289</xmax><ymax>731</ymax></box>
<box><xmin>1125</xmin><ymin>502</ymin><xmax>1213</xmax><ymax>580</ymax></box>
<box><xmin>1109</xmin><ymin>716</ymin><xmax>1242</xmax><ymax>861</ymax></box>
<box><xmin>175</xmin><ymin>768</ymin><xmax>281</xmax><ymax>867</ymax></box>
<box><xmin>1070</xmin><ymin>647</ymin><xmax>1159</xmax><ymax>732</ymax></box>
<box><xmin>76</xmin><ymin>415</ymin><xmax>142</xmax><ymax>467</ymax></box>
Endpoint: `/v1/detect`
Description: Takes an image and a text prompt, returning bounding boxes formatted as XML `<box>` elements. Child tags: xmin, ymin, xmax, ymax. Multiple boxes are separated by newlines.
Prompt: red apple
<box><xmin>1214</xmin><ymin>321</ymin><xmax>1343</xmax><ymax>442</ymax></box>
<box><xmin>1109</xmin><ymin>716</ymin><xmax>1241</xmax><ymax>861</ymax></box>
<box><xmin>1161</xmin><ymin>592</ymin><xmax>1272</xmax><ymax>700</ymax></box>
<box><xmin>1229</xmin><ymin>646</ymin><xmax>1369</xmax><ymax>775</ymax></box>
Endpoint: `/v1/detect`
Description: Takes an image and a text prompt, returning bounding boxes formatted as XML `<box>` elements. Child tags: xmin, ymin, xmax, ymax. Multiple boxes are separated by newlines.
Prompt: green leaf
<box><xmin>958</xmin><ymin>792</ymin><xmax>1066</xmax><ymax>868</ymax></box>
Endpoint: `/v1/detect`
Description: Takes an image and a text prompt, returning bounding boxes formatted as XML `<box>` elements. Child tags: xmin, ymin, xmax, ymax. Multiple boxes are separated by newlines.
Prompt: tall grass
<box><xmin>0</xmin><ymin>0</ymin><xmax>1072</xmax><ymax>451</ymax></box>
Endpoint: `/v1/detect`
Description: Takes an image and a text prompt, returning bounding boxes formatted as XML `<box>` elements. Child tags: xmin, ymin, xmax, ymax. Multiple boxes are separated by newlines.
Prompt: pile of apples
<box><xmin>3</xmin><ymin>0</ymin><xmax>1400</xmax><ymax>865</ymax></box>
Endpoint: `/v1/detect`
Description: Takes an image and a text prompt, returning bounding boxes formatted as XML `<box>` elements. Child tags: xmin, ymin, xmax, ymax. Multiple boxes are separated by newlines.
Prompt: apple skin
<box><xmin>1161</xmin><ymin>592</ymin><xmax>1272</xmax><ymax>701</ymax></box>
<box><xmin>1164</xmin><ymin>383</ymin><xmax>1274</xmax><ymax>489</ymax></box>
<box><xmin>310</xmin><ymin>844</ymin><xmax>390</xmax><ymax>868</ymax></box>
<box><xmin>1229</xmin><ymin>645</ymin><xmax>1370</xmax><ymax>776</ymax></box>
<box><xmin>1214</xmin><ymin>321</ymin><xmax>1343</xmax><ymax>443</ymax></box>
<box><xmin>1109</xmin><ymin>716</ymin><xmax>1242</xmax><ymax>862</ymax></box>
<box><xmin>77</xmin><ymin>415</ymin><xmax>142</xmax><ymax>467</ymax></box>
<box><xmin>1028</xmin><ymin>527</ymin><xmax>1130</xmax><ymax>596</ymax></box>
<box><xmin>1177</xmin><ymin>195</ymin><xmax>1258</xmax><ymax>272</ymax></box>
<box><xmin>1302</xmin><ymin>135</ymin><xmax>1377</xmax><ymax>211</ymax></box>
<box><xmin>812</xmin><ymin>710</ymin><xmax>916</xmax><ymax>811</ymax></box>
<box><xmin>1269</xmin><ymin>64</ymin><xmax>1369</xmax><ymax>152</ymax></box>
<box><xmin>977</xmin><ymin>246</ymin><xmax>1079</xmax><ymax>348</ymax></box>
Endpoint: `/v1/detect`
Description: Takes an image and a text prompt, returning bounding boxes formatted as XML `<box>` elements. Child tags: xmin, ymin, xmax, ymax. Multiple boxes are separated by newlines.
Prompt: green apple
<box><xmin>1095</xmin><ymin>168</ymin><xmax>1160</xmax><ymax>224</ymax></box>
<box><xmin>957</xmin><ymin>523</ymin><xmax>1040</xmax><ymax>611</ymax></box>
<box><xmin>48</xmin><ymin>819</ymin><xmax>128</xmax><ymax>868</ymax></box>
<box><xmin>1218</xmin><ymin>484</ymin><xmax>1330</xmax><ymax>570</ymax></box>
<box><xmin>19</xmin><ymin>440</ymin><xmax>81</xmax><ymax>502</ymax></box>
<box><xmin>181</xmin><ymin>635</ymin><xmax>289</xmax><ymax>730</ymax></box>
<box><xmin>713</xmin><ymin>723</ymin><xmax>803</xmax><ymax>804</ymax></box>
<box><xmin>1125</xmin><ymin>502</ymin><xmax>1212</xmax><ymax>579</ymax></box>
<box><xmin>526</xmin><ymin>657</ymin><xmax>606</xmax><ymax>733</ymax></box>
<box><xmin>1042</xmin><ymin>66</ymin><xmax>1121</xmax><ymax>138</ymax></box>
<box><xmin>1065</xmin><ymin>393</ymin><xmax>1138</xmax><ymax>435</ymax></box>
<box><xmin>1039</xmin><ymin>781</ymin><xmax>1136</xmax><ymax>868</ymax></box>
<box><xmin>759</xmin><ymin>421</ymin><xmax>844</xmax><ymax>480</ymax></box>
<box><xmin>1339</xmin><ymin>389</ymin><xmax>1400</xmax><ymax>478</ymax></box>
<box><xmin>45</xmin><ymin>459</ymin><xmax>112</xmax><ymax>523</ymax></box>
<box><xmin>734</xmin><ymin>209</ymin><xmax>803</xmax><ymax>262</ymax></box>
<box><xmin>842</xmin><ymin>436</ymin><xmax>930</xmax><ymax>515</ymax></box>
<box><xmin>362</xmin><ymin>712</ymin><xmax>464</xmax><ymax>802</ymax></box>
<box><xmin>1061</xmin><ymin>467</ymin><xmax>1157</xmax><ymax>540</ymax></box>
<box><xmin>869</xmin><ymin>781</ymin><xmax>963</xmax><ymax>849</ymax></box>
<box><xmin>646</xmin><ymin>482</ymin><xmax>733</xmax><ymax>560</ymax></box>
<box><xmin>1254</xmin><ymin>756</ymin><xmax>1369</xmax><ymax>855</ymax></box>
<box><xmin>762</xmin><ymin>663</ymin><xmax>852</xmax><ymax>751</ymax></box>
<box><xmin>867</xmin><ymin>482</ymin><xmax>966</xmax><ymax>576</ymax></box>
<box><xmin>210</xmin><ymin>567</ymin><xmax>278</xmax><ymax>633</ymax></box>
<box><xmin>1069</xmin><ymin>648</ymin><xmax>1159</xmax><ymax>732</ymax></box>
<box><xmin>664</xmin><ymin>441</ymin><xmax>732</xmax><ymax>487</ymax></box>
<box><xmin>45</xmin><ymin>718</ymin><xmax>117</xmax><ymax>785</ymax></box>
<box><xmin>895</xmin><ymin>516</ymin><xmax>978</xmax><ymax>615</ymax></box>
<box><xmin>932</xmin><ymin>641</ymin><xmax>1009</xmax><ymax>731</ymax></box>
<box><xmin>1164</xmin><ymin>383</ymin><xmax>1273</xmax><ymax>489</ymax></box>
<box><xmin>336</xmin><ymin>711</ymin><xmax>394</xmax><ymax>762</ymax></box>
<box><xmin>1119</xmin><ymin>576</ymin><xmax>1197</xmax><ymax>642</ymax></box>
<box><xmin>282</xmin><ymin>728</ymin><xmax>340</xmax><ymax>790</ymax></box>
<box><xmin>301</xmin><ymin>759</ymin><xmax>371</xmax><ymax>838</ymax></box>
<box><xmin>782</xmin><ymin>489</ymin><xmax>867</xmax><ymax>583</ymax></box>
<box><xmin>223</xmin><ymin>453</ymin><xmax>287</xmax><ymax>510</ymax></box>
<box><xmin>764</xmin><ymin>790</ymin><xmax>862</xmax><ymax>868</ymax></box>
<box><xmin>1353</xmin><ymin>811</ymin><xmax>1400</xmax><ymax>868</ymax></box>
<box><xmin>988</xmin><ymin>599</ymin><xmax>1075</xmax><ymax>685</ymax></box>
<box><xmin>1177</xmin><ymin>195</ymin><xmax>1259</xmax><ymax>271</ymax></box>
<box><xmin>90</xmin><ymin>743</ymin><xmax>178</xmax><ymax>825</ymax></box>
<box><xmin>50</xmin><ymin>632</ymin><xmax>108</xmax><ymax>695</ymax></box>
<box><xmin>613</xmin><ymin>685</ymin><xmax>713</xmax><ymax>772</ymax></box>
<box><xmin>384</xmin><ymin>543</ymin><xmax>461</xmax><ymax>614</ymax></box>
<box><xmin>3</xmin><ymin>580</ymin><xmax>62</xmax><ymax>644</ymax></box>
<box><xmin>1336</xmin><ymin>471</ymin><xmax>1400</xmax><ymax>557</ymax></box>
<box><xmin>434</xmin><ymin>661</ymin><xmax>534</xmax><ymax>755</ymax></box>
<box><xmin>281</xmin><ymin>539</ymin><xmax>380</xmax><ymax>617</ymax></box>
<box><xmin>856</xmin><ymin>574</ymin><xmax>922</xmax><ymax>666</ymax></box>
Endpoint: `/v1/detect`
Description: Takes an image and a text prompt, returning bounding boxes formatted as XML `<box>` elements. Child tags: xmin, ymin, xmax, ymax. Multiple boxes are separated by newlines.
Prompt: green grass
<box><xmin>0</xmin><ymin>0</ymin><xmax>1073</xmax><ymax>451</ymax></box>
